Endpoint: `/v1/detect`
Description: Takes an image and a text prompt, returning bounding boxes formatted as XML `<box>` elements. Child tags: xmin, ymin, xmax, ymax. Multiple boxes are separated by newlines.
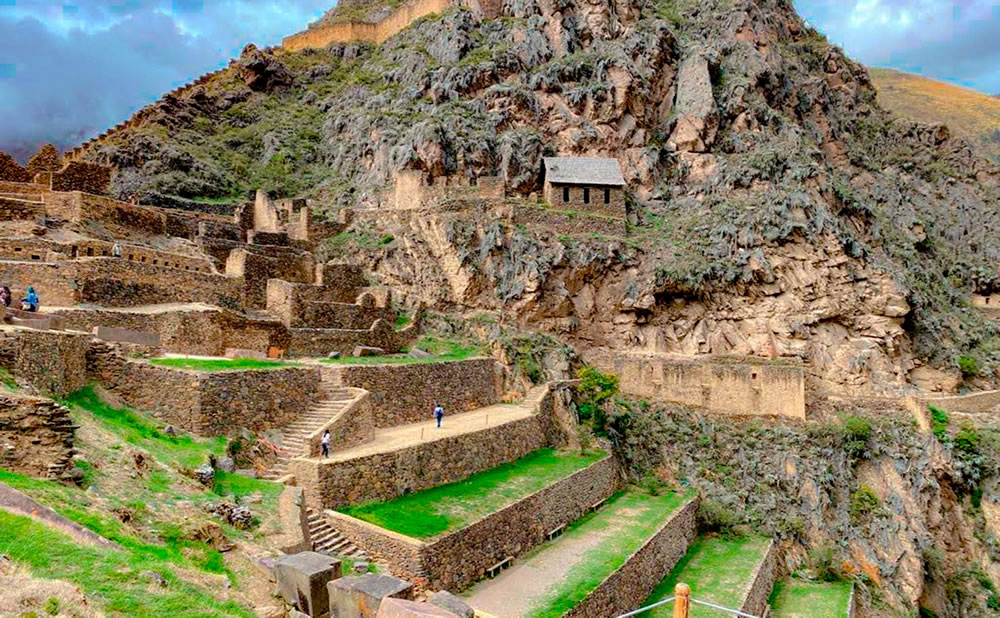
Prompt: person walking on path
<box><xmin>21</xmin><ymin>286</ymin><xmax>39</xmax><ymax>312</ymax></box>
<box><xmin>434</xmin><ymin>403</ymin><xmax>445</xmax><ymax>428</ymax></box>
<box><xmin>0</xmin><ymin>286</ymin><xmax>11</xmax><ymax>308</ymax></box>
<box><xmin>321</xmin><ymin>429</ymin><xmax>331</xmax><ymax>458</ymax></box>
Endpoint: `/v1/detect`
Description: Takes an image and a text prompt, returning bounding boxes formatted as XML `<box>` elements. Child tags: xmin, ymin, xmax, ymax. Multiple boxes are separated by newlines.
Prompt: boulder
<box><xmin>216</xmin><ymin>456</ymin><xmax>236</xmax><ymax>473</ymax></box>
<box><xmin>328</xmin><ymin>574</ymin><xmax>413</xmax><ymax>618</ymax></box>
<box><xmin>353</xmin><ymin>346</ymin><xmax>385</xmax><ymax>358</ymax></box>
<box><xmin>235</xmin><ymin>44</ymin><xmax>292</xmax><ymax>92</ymax></box>
<box><xmin>376</xmin><ymin>598</ymin><xmax>460</xmax><ymax>618</ymax></box>
<box><xmin>195</xmin><ymin>463</ymin><xmax>215</xmax><ymax>486</ymax></box>
<box><xmin>427</xmin><ymin>591</ymin><xmax>474</xmax><ymax>618</ymax></box>
<box><xmin>273</xmin><ymin>551</ymin><xmax>341</xmax><ymax>617</ymax></box>
<box><xmin>328</xmin><ymin>351</ymin><xmax>342</xmax><ymax>360</ymax></box>
<box><xmin>668</xmin><ymin>52</ymin><xmax>718</xmax><ymax>153</ymax></box>
<box><xmin>408</xmin><ymin>348</ymin><xmax>433</xmax><ymax>359</ymax></box>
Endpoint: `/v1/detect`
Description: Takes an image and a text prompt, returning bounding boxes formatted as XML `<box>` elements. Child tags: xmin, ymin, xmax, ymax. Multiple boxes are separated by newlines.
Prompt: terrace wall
<box><xmin>565</xmin><ymin>497</ymin><xmax>699</xmax><ymax>618</ymax></box>
<box><xmin>615</xmin><ymin>353</ymin><xmax>806</xmax><ymax>419</ymax></box>
<box><xmin>292</xmin><ymin>395</ymin><xmax>557</xmax><ymax>510</ymax></box>
<box><xmin>287</xmin><ymin>320</ymin><xmax>415</xmax><ymax>357</ymax></box>
<box><xmin>0</xmin><ymin>328</ymin><xmax>89</xmax><ymax>396</ymax></box>
<box><xmin>737</xmin><ymin>539</ymin><xmax>778</xmax><ymax>617</ymax></box>
<box><xmin>89</xmin><ymin>345</ymin><xmax>322</xmax><ymax>436</ymax></box>
<box><xmin>0</xmin><ymin>237</ymin><xmax>213</xmax><ymax>273</ymax></box>
<box><xmin>325</xmin><ymin>358</ymin><xmax>501</xmax><ymax>428</ymax></box>
<box><xmin>0</xmin><ymin>392</ymin><xmax>75</xmax><ymax>478</ymax></box>
<box><xmin>327</xmin><ymin>455</ymin><xmax>621</xmax><ymax>591</ymax></box>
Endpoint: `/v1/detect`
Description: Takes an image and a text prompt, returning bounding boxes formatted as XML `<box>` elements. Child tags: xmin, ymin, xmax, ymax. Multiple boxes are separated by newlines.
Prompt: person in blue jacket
<box><xmin>21</xmin><ymin>286</ymin><xmax>39</xmax><ymax>312</ymax></box>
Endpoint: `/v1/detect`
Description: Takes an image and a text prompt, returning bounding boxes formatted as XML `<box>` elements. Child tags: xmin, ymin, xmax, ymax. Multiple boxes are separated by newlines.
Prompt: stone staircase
<box><xmin>261</xmin><ymin>382</ymin><xmax>356</xmax><ymax>480</ymax></box>
<box><xmin>306</xmin><ymin>507</ymin><xmax>368</xmax><ymax>559</ymax></box>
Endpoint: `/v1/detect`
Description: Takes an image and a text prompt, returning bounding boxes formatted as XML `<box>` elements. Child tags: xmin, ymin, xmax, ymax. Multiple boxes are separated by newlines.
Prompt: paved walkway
<box><xmin>314</xmin><ymin>402</ymin><xmax>535</xmax><ymax>463</ymax></box>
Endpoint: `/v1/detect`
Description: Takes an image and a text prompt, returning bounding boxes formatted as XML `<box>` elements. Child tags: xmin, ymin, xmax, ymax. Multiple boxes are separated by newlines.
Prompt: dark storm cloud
<box><xmin>0</xmin><ymin>0</ymin><xmax>329</xmax><ymax>160</ymax></box>
<box><xmin>794</xmin><ymin>0</ymin><xmax>1000</xmax><ymax>94</ymax></box>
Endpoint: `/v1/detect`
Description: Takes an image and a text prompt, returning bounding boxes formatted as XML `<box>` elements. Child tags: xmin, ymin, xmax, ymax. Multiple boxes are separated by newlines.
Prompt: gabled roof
<box><xmin>543</xmin><ymin>157</ymin><xmax>625</xmax><ymax>187</ymax></box>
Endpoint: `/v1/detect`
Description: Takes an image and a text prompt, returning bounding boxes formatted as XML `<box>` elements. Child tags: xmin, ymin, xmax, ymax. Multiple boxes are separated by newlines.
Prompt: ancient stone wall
<box><xmin>330</xmin><ymin>454</ymin><xmax>621</xmax><ymax>591</ymax></box>
<box><xmin>543</xmin><ymin>183</ymin><xmax>625</xmax><ymax>218</ymax></box>
<box><xmin>288</xmin><ymin>320</ymin><xmax>414</xmax><ymax>357</ymax></box>
<box><xmin>307</xmin><ymin>388</ymin><xmax>374</xmax><ymax>457</ymax></box>
<box><xmin>89</xmin><ymin>346</ymin><xmax>322</xmax><ymax>435</ymax></box>
<box><xmin>50</xmin><ymin>162</ymin><xmax>112</xmax><ymax>195</ymax></box>
<box><xmin>0</xmin><ymin>153</ymin><xmax>31</xmax><ymax>183</ymax></box>
<box><xmin>615</xmin><ymin>353</ymin><xmax>807</xmax><ymax>419</ymax></box>
<box><xmin>0</xmin><ymin>328</ymin><xmax>89</xmax><ymax>396</ymax></box>
<box><xmin>327</xmin><ymin>358</ymin><xmax>501</xmax><ymax>428</ymax></box>
<box><xmin>293</xmin><ymin>408</ymin><xmax>555</xmax><ymax>510</ymax></box>
<box><xmin>737</xmin><ymin>539</ymin><xmax>778</xmax><ymax>616</ymax></box>
<box><xmin>513</xmin><ymin>204</ymin><xmax>626</xmax><ymax>236</ymax></box>
<box><xmin>922</xmin><ymin>390</ymin><xmax>1000</xmax><ymax>414</ymax></box>
<box><xmin>73</xmin><ymin>258</ymin><xmax>243</xmax><ymax>308</ymax></box>
<box><xmin>226</xmin><ymin>248</ymin><xmax>315</xmax><ymax>308</ymax></box>
<box><xmin>266</xmin><ymin>278</ymin><xmax>389</xmax><ymax>328</ymax></box>
<box><xmin>565</xmin><ymin>497</ymin><xmax>699</xmax><ymax>618</ymax></box>
<box><xmin>0</xmin><ymin>196</ymin><xmax>44</xmax><ymax>221</ymax></box>
<box><xmin>282</xmin><ymin>0</ymin><xmax>452</xmax><ymax>51</ymax></box>
<box><xmin>392</xmin><ymin>171</ymin><xmax>505</xmax><ymax>210</ymax></box>
<box><xmin>0</xmin><ymin>237</ymin><xmax>213</xmax><ymax>273</ymax></box>
<box><xmin>0</xmin><ymin>261</ymin><xmax>78</xmax><ymax>305</ymax></box>
<box><xmin>0</xmin><ymin>392</ymin><xmax>75</xmax><ymax>477</ymax></box>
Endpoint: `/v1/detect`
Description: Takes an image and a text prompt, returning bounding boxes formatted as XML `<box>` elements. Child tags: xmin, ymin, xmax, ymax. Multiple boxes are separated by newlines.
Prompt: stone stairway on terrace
<box><xmin>305</xmin><ymin>507</ymin><xmax>369</xmax><ymax>559</ymax></box>
<box><xmin>261</xmin><ymin>381</ymin><xmax>356</xmax><ymax>481</ymax></box>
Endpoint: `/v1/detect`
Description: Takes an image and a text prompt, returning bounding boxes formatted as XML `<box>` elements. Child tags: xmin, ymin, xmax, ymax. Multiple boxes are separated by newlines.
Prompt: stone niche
<box><xmin>614</xmin><ymin>352</ymin><xmax>806</xmax><ymax>419</ymax></box>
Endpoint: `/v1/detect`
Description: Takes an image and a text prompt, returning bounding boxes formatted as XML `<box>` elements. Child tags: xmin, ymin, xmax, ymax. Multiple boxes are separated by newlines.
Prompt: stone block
<box><xmin>274</xmin><ymin>551</ymin><xmax>342</xmax><ymax>617</ymax></box>
<box><xmin>376</xmin><ymin>598</ymin><xmax>459</xmax><ymax>618</ymax></box>
<box><xmin>427</xmin><ymin>592</ymin><xmax>473</xmax><ymax>618</ymax></box>
<box><xmin>11</xmin><ymin>316</ymin><xmax>49</xmax><ymax>330</ymax></box>
<box><xmin>408</xmin><ymin>348</ymin><xmax>433</xmax><ymax>359</ymax></box>
<box><xmin>93</xmin><ymin>325</ymin><xmax>160</xmax><ymax>347</ymax></box>
<box><xmin>328</xmin><ymin>574</ymin><xmax>413</xmax><ymax>618</ymax></box>
<box><xmin>225</xmin><ymin>347</ymin><xmax>267</xmax><ymax>360</ymax></box>
<box><xmin>353</xmin><ymin>346</ymin><xmax>385</xmax><ymax>357</ymax></box>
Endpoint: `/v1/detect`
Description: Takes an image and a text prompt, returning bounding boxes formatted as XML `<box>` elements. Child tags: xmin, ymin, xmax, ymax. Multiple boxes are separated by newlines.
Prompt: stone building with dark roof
<box><xmin>542</xmin><ymin>157</ymin><xmax>626</xmax><ymax>217</ymax></box>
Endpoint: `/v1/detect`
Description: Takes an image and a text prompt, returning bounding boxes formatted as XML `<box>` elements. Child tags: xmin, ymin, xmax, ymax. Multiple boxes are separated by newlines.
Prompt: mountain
<box><xmin>869</xmin><ymin>67</ymin><xmax>1000</xmax><ymax>164</ymax></box>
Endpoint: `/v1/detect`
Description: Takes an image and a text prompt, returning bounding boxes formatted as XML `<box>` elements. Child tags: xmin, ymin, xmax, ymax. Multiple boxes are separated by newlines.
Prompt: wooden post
<box><xmin>674</xmin><ymin>583</ymin><xmax>690</xmax><ymax>618</ymax></box>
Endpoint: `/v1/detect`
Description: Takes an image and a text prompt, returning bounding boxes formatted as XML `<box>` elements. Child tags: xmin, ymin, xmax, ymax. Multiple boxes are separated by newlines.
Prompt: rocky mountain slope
<box><xmin>74</xmin><ymin>0</ymin><xmax>1000</xmax><ymax>397</ymax></box>
<box><xmin>869</xmin><ymin>67</ymin><xmax>1000</xmax><ymax>165</ymax></box>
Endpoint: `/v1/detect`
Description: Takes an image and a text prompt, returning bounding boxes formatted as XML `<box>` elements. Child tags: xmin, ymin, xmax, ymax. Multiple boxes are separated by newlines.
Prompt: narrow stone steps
<box><xmin>305</xmin><ymin>508</ymin><xmax>367</xmax><ymax>559</ymax></box>
<box><xmin>262</xmin><ymin>387</ymin><xmax>358</xmax><ymax>479</ymax></box>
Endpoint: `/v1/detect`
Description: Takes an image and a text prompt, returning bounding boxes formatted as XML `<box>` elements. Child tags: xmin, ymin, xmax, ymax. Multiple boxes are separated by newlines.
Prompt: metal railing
<box><xmin>616</xmin><ymin>584</ymin><xmax>763</xmax><ymax>618</ymax></box>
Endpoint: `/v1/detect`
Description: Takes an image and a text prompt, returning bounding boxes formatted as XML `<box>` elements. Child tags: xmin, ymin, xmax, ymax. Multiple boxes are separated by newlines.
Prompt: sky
<box><xmin>0</xmin><ymin>0</ymin><xmax>998</xmax><ymax>160</ymax></box>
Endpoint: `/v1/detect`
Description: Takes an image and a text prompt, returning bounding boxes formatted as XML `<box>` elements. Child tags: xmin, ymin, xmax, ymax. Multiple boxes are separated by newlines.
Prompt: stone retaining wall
<box><xmin>922</xmin><ymin>390</ymin><xmax>1000</xmax><ymax>414</ymax></box>
<box><xmin>292</xmin><ymin>406</ymin><xmax>555</xmax><ymax>510</ymax></box>
<box><xmin>0</xmin><ymin>327</ymin><xmax>89</xmax><ymax>396</ymax></box>
<box><xmin>307</xmin><ymin>388</ymin><xmax>374</xmax><ymax>457</ymax></box>
<box><xmin>513</xmin><ymin>204</ymin><xmax>625</xmax><ymax>237</ymax></box>
<box><xmin>328</xmin><ymin>358</ymin><xmax>501</xmax><ymax>428</ymax></box>
<box><xmin>737</xmin><ymin>539</ymin><xmax>778</xmax><ymax>616</ymax></box>
<box><xmin>288</xmin><ymin>321</ymin><xmax>414</xmax><ymax>357</ymax></box>
<box><xmin>89</xmin><ymin>345</ymin><xmax>321</xmax><ymax>435</ymax></box>
<box><xmin>0</xmin><ymin>392</ymin><xmax>75</xmax><ymax>477</ymax></box>
<box><xmin>327</xmin><ymin>455</ymin><xmax>621</xmax><ymax>591</ymax></box>
<box><xmin>565</xmin><ymin>497</ymin><xmax>699</xmax><ymax>618</ymax></box>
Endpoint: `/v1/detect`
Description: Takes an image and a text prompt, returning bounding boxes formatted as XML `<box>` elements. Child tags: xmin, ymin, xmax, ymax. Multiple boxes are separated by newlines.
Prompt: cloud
<box><xmin>794</xmin><ymin>0</ymin><xmax>1000</xmax><ymax>94</ymax></box>
<box><xmin>0</xmin><ymin>0</ymin><xmax>329</xmax><ymax>160</ymax></box>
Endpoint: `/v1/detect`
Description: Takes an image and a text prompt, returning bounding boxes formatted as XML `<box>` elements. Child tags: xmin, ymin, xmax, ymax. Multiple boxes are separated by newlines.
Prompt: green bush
<box><xmin>850</xmin><ymin>485</ymin><xmax>882</xmax><ymax>523</ymax></box>
<box><xmin>957</xmin><ymin>355</ymin><xmax>979</xmax><ymax>377</ymax></box>
<box><xmin>843</xmin><ymin>415</ymin><xmax>872</xmax><ymax>461</ymax></box>
<box><xmin>929</xmin><ymin>405</ymin><xmax>950</xmax><ymax>441</ymax></box>
<box><xmin>696</xmin><ymin>499</ymin><xmax>739</xmax><ymax>537</ymax></box>
<box><xmin>809</xmin><ymin>545</ymin><xmax>843</xmax><ymax>582</ymax></box>
<box><xmin>44</xmin><ymin>597</ymin><xmax>60</xmax><ymax>616</ymax></box>
<box><xmin>576</xmin><ymin>367</ymin><xmax>620</xmax><ymax>434</ymax></box>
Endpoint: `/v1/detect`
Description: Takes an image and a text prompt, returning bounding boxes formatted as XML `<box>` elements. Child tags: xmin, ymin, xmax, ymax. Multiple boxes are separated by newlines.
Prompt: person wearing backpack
<box><xmin>434</xmin><ymin>403</ymin><xmax>444</xmax><ymax>428</ymax></box>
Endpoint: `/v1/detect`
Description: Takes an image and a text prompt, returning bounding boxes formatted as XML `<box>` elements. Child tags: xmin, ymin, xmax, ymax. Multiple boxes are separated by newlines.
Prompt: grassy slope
<box><xmin>148</xmin><ymin>357</ymin><xmax>296</xmax><ymax>371</ymax></box>
<box><xmin>0</xmin><ymin>385</ymin><xmax>282</xmax><ymax>615</ymax></box>
<box><xmin>339</xmin><ymin>448</ymin><xmax>607</xmax><ymax>537</ymax></box>
<box><xmin>869</xmin><ymin>67</ymin><xmax>1000</xmax><ymax>162</ymax></box>
<box><xmin>768</xmin><ymin>578</ymin><xmax>853</xmax><ymax>617</ymax></box>
<box><xmin>642</xmin><ymin>535</ymin><xmax>772</xmax><ymax>617</ymax></box>
<box><xmin>526</xmin><ymin>489</ymin><xmax>692</xmax><ymax>618</ymax></box>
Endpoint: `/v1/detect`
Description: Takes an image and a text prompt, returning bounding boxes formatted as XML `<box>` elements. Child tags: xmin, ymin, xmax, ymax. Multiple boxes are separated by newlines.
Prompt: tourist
<box><xmin>321</xmin><ymin>429</ymin><xmax>331</xmax><ymax>458</ymax></box>
<box><xmin>434</xmin><ymin>403</ymin><xmax>444</xmax><ymax>428</ymax></box>
<box><xmin>111</xmin><ymin>242</ymin><xmax>122</xmax><ymax>258</ymax></box>
<box><xmin>21</xmin><ymin>286</ymin><xmax>39</xmax><ymax>312</ymax></box>
<box><xmin>0</xmin><ymin>286</ymin><xmax>10</xmax><ymax>308</ymax></box>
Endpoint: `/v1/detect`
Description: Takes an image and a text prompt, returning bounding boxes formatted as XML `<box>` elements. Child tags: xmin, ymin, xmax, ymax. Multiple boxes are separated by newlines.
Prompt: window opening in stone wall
<box><xmin>87</xmin><ymin>247</ymin><xmax>94</xmax><ymax>256</ymax></box>
<box><xmin>604</xmin><ymin>188</ymin><xmax>610</xmax><ymax>204</ymax></box>
<box><xmin>563</xmin><ymin>187</ymin><xmax>569</xmax><ymax>202</ymax></box>
<box><xmin>583</xmin><ymin>188</ymin><xmax>590</xmax><ymax>204</ymax></box>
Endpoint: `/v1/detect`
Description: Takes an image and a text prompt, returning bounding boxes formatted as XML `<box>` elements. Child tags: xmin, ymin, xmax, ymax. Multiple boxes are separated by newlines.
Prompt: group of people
<box><xmin>0</xmin><ymin>285</ymin><xmax>39</xmax><ymax>312</ymax></box>
<box><xmin>318</xmin><ymin>403</ymin><xmax>447</xmax><ymax>458</ymax></box>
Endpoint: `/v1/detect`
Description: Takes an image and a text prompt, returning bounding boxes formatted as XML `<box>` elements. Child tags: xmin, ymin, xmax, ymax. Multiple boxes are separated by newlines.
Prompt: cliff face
<box><xmin>79</xmin><ymin>0</ymin><xmax>1000</xmax><ymax>393</ymax></box>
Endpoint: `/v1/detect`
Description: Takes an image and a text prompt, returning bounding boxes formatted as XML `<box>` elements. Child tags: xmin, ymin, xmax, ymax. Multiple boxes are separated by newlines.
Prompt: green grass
<box><xmin>147</xmin><ymin>357</ymin><xmax>296</xmax><ymax>371</ymax></box>
<box><xmin>62</xmin><ymin>386</ymin><xmax>226</xmax><ymax>469</ymax></box>
<box><xmin>339</xmin><ymin>448</ymin><xmax>607</xmax><ymax>537</ymax></box>
<box><xmin>641</xmin><ymin>536</ymin><xmax>772</xmax><ymax>616</ymax></box>
<box><xmin>321</xmin><ymin>335</ymin><xmax>482</xmax><ymax>365</ymax></box>
<box><xmin>769</xmin><ymin>578</ymin><xmax>853</xmax><ymax>617</ymax></box>
<box><xmin>526</xmin><ymin>489</ymin><xmax>693</xmax><ymax>617</ymax></box>
<box><xmin>0</xmin><ymin>510</ymin><xmax>253</xmax><ymax>617</ymax></box>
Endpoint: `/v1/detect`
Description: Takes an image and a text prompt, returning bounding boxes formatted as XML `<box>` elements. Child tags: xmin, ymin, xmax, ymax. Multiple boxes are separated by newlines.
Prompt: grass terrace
<box><xmin>769</xmin><ymin>579</ymin><xmax>854</xmax><ymax>617</ymax></box>
<box><xmin>339</xmin><ymin>448</ymin><xmax>607</xmax><ymax>538</ymax></box>
<box><xmin>148</xmin><ymin>357</ymin><xmax>297</xmax><ymax>371</ymax></box>
<box><xmin>641</xmin><ymin>536</ymin><xmax>772</xmax><ymax>617</ymax></box>
<box><xmin>321</xmin><ymin>335</ymin><xmax>483</xmax><ymax>366</ymax></box>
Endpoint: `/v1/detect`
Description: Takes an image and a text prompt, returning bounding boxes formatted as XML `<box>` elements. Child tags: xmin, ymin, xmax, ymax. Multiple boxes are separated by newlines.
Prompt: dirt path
<box><xmin>313</xmin><ymin>402</ymin><xmax>534</xmax><ymax>462</ymax></box>
<box><xmin>464</xmin><ymin>505</ymin><xmax>645</xmax><ymax>617</ymax></box>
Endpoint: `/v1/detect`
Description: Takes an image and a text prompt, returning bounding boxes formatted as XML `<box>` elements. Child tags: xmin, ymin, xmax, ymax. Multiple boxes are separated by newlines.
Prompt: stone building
<box><xmin>542</xmin><ymin>157</ymin><xmax>626</xmax><ymax>217</ymax></box>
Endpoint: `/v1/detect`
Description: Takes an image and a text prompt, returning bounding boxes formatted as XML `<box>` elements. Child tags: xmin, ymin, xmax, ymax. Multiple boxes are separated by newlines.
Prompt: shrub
<box><xmin>697</xmin><ymin>499</ymin><xmax>739</xmax><ymax>536</ymax></box>
<box><xmin>44</xmin><ymin>598</ymin><xmax>60</xmax><ymax>616</ymax></box>
<box><xmin>843</xmin><ymin>415</ymin><xmax>872</xmax><ymax>462</ymax></box>
<box><xmin>957</xmin><ymin>355</ymin><xmax>978</xmax><ymax>377</ymax></box>
<box><xmin>809</xmin><ymin>545</ymin><xmax>843</xmax><ymax>582</ymax></box>
<box><xmin>929</xmin><ymin>405</ymin><xmax>950</xmax><ymax>441</ymax></box>
<box><xmin>639</xmin><ymin>472</ymin><xmax>671</xmax><ymax>496</ymax></box>
<box><xmin>850</xmin><ymin>485</ymin><xmax>882</xmax><ymax>523</ymax></box>
<box><xmin>576</xmin><ymin>366</ymin><xmax>619</xmax><ymax>434</ymax></box>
